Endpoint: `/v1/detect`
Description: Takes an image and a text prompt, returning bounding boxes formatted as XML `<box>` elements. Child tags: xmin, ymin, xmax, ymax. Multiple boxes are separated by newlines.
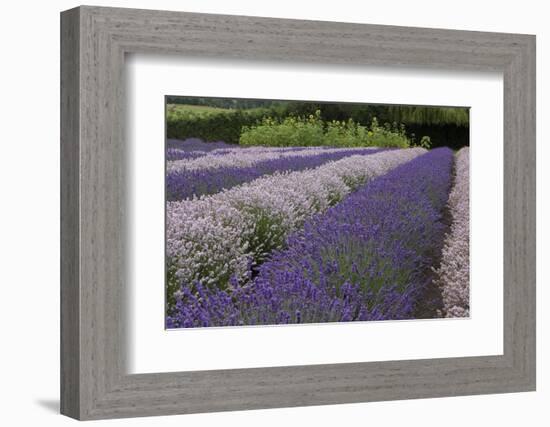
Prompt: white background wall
<box><xmin>0</xmin><ymin>0</ymin><xmax>547</xmax><ymax>425</ymax></box>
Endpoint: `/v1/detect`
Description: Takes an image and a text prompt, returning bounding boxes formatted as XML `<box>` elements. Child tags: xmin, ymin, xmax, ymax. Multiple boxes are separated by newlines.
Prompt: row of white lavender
<box><xmin>435</xmin><ymin>147</ymin><xmax>470</xmax><ymax>317</ymax></box>
<box><xmin>167</xmin><ymin>146</ymin><xmax>379</xmax><ymax>172</ymax></box>
<box><xmin>166</xmin><ymin>148</ymin><xmax>426</xmax><ymax>292</ymax></box>
<box><xmin>168</xmin><ymin>145</ymin><xmax>326</xmax><ymax>160</ymax></box>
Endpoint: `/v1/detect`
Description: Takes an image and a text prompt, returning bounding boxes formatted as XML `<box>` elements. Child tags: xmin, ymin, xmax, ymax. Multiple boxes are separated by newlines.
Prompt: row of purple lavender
<box><xmin>167</xmin><ymin>148</ymin><xmax>454</xmax><ymax>328</ymax></box>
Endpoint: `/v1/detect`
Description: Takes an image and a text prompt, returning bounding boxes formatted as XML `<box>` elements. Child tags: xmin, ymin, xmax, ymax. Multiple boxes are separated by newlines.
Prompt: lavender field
<box><xmin>165</xmin><ymin>138</ymin><xmax>470</xmax><ymax>328</ymax></box>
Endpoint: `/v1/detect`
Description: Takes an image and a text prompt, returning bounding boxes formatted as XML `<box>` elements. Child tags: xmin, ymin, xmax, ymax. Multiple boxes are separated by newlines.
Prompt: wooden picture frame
<box><xmin>60</xmin><ymin>5</ymin><xmax>536</xmax><ymax>420</ymax></box>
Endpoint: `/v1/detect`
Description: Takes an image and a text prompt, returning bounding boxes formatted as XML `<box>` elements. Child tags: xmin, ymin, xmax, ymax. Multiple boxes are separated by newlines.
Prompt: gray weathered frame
<box><xmin>60</xmin><ymin>5</ymin><xmax>536</xmax><ymax>421</ymax></box>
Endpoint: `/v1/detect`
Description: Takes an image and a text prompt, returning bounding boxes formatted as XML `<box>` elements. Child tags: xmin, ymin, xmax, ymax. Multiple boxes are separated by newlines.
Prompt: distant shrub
<box><xmin>323</xmin><ymin>118</ymin><xmax>371</xmax><ymax>147</ymax></box>
<box><xmin>240</xmin><ymin>111</ymin><xmax>412</xmax><ymax>148</ymax></box>
<box><xmin>419</xmin><ymin>135</ymin><xmax>432</xmax><ymax>149</ymax></box>
<box><xmin>325</xmin><ymin>117</ymin><xmax>410</xmax><ymax>148</ymax></box>
<box><xmin>239</xmin><ymin>112</ymin><xmax>325</xmax><ymax>147</ymax></box>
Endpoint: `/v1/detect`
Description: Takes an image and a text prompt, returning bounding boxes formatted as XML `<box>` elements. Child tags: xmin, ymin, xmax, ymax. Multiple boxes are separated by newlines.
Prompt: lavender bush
<box><xmin>434</xmin><ymin>147</ymin><xmax>470</xmax><ymax>317</ymax></box>
<box><xmin>166</xmin><ymin>148</ymin><xmax>451</xmax><ymax>327</ymax></box>
<box><xmin>166</xmin><ymin>148</ymin><xmax>207</xmax><ymax>161</ymax></box>
<box><xmin>165</xmin><ymin>143</ymin><xmax>300</xmax><ymax>162</ymax></box>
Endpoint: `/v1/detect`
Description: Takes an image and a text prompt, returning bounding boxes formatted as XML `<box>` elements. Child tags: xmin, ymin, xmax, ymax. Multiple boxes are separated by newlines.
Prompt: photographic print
<box><xmin>165</xmin><ymin>97</ymin><xmax>470</xmax><ymax>329</ymax></box>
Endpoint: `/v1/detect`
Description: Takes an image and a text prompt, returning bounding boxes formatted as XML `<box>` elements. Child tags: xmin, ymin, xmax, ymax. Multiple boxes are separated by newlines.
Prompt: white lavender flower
<box><xmin>435</xmin><ymin>147</ymin><xmax>470</xmax><ymax>317</ymax></box>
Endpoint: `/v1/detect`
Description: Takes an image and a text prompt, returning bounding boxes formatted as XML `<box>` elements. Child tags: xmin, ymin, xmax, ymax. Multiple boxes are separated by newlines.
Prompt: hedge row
<box><xmin>166</xmin><ymin>108</ymin><xmax>285</xmax><ymax>144</ymax></box>
<box><xmin>282</xmin><ymin>103</ymin><xmax>469</xmax><ymax>128</ymax></box>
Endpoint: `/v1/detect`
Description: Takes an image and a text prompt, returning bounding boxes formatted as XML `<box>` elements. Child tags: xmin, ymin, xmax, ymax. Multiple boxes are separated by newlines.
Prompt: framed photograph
<box><xmin>60</xmin><ymin>5</ymin><xmax>536</xmax><ymax>420</ymax></box>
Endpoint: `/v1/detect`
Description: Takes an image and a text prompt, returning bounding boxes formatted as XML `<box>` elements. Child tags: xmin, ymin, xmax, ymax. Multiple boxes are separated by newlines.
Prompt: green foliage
<box><xmin>244</xmin><ymin>206</ymin><xmax>287</xmax><ymax>266</ymax></box>
<box><xmin>166</xmin><ymin>264</ymin><xmax>180</xmax><ymax>309</ymax></box>
<box><xmin>324</xmin><ymin>117</ymin><xmax>410</xmax><ymax>148</ymax></box>
<box><xmin>239</xmin><ymin>111</ymin><xmax>325</xmax><ymax>147</ymax></box>
<box><xmin>419</xmin><ymin>135</ymin><xmax>432</xmax><ymax>149</ymax></box>
<box><xmin>323</xmin><ymin>118</ymin><xmax>371</xmax><ymax>147</ymax></box>
<box><xmin>239</xmin><ymin>112</ymin><xmax>411</xmax><ymax>148</ymax></box>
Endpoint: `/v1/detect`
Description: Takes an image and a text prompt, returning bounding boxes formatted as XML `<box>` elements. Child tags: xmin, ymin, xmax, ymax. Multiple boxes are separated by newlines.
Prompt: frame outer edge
<box><xmin>527</xmin><ymin>35</ymin><xmax>536</xmax><ymax>390</ymax></box>
<box><xmin>502</xmin><ymin>34</ymin><xmax>536</xmax><ymax>391</ymax></box>
<box><xmin>519</xmin><ymin>34</ymin><xmax>536</xmax><ymax>389</ymax></box>
<box><xmin>60</xmin><ymin>6</ymin><xmax>82</xmax><ymax>420</ymax></box>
